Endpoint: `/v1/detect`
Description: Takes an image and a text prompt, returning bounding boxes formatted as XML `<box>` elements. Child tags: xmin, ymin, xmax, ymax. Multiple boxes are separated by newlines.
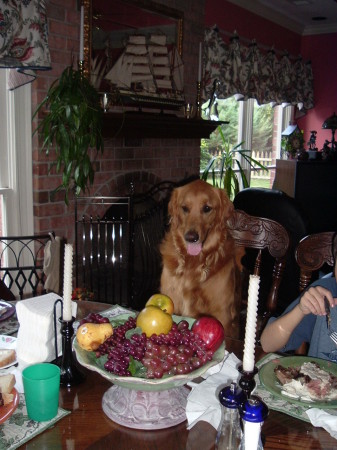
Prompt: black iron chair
<box><xmin>74</xmin><ymin>181</ymin><xmax>177</xmax><ymax>309</ymax></box>
<box><xmin>75</xmin><ymin>196</ymin><xmax>133</xmax><ymax>307</ymax></box>
<box><xmin>0</xmin><ymin>233</ymin><xmax>62</xmax><ymax>299</ymax></box>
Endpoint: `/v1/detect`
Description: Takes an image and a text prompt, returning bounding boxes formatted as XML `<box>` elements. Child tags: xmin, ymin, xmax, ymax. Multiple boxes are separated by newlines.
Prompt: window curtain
<box><xmin>203</xmin><ymin>26</ymin><xmax>314</xmax><ymax>114</ymax></box>
<box><xmin>0</xmin><ymin>0</ymin><xmax>51</xmax><ymax>90</ymax></box>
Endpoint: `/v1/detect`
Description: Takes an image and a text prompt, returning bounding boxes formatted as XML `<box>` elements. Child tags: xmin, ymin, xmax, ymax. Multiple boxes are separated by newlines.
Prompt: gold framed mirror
<box><xmin>83</xmin><ymin>0</ymin><xmax>184</xmax><ymax>109</ymax></box>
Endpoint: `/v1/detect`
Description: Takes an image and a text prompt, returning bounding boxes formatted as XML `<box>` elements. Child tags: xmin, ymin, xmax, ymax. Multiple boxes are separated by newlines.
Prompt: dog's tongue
<box><xmin>187</xmin><ymin>242</ymin><xmax>202</xmax><ymax>256</ymax></box>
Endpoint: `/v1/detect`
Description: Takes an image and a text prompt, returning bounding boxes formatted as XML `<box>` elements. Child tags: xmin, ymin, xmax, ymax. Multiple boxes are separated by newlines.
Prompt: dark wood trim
<box><xmin>101</xmin><ymin>112</ymin><xmax>227</xmax><ymax>139</ymax></box>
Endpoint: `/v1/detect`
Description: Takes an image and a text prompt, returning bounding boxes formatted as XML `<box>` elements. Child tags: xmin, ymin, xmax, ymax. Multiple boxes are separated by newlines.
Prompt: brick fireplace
<box><xmin>32</xmin><ymin>0</ymin><xmax>206</xmax><ymax>245</ymax></box>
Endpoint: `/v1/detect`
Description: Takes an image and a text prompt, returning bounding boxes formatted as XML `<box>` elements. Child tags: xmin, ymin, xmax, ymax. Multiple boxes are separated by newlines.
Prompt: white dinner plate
<box><xmin>0</xmin><ymin>335</ymin><xmax>17</xmax><ymax>369</ymax></box>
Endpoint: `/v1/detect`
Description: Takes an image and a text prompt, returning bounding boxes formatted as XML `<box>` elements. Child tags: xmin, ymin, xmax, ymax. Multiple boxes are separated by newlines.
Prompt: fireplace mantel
<box><xmin>101</xmin><ymin>111</ymin><xmax>227</xmax><ymax>139</ymax></box>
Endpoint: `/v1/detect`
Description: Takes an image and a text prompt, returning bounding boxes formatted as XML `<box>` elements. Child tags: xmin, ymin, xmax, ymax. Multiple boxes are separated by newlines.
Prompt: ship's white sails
<box><xmin>104</xmin><ymin>33</ymin><xmax>184</xmax><ymax>97</ymax></box>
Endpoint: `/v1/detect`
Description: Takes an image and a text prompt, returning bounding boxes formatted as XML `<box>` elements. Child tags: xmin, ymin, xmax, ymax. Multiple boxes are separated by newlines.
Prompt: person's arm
<box><xmin>260</xmin><ymin>285</ymin><xmax>336</xmax><ymax>353</ymax></box>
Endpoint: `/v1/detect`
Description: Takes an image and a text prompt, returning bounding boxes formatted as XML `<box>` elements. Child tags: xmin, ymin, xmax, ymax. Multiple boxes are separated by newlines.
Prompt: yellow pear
<box><xmin>76</xmin><ymin>322</ymin><xmax>113</xmax><ymax>351</ymax></box>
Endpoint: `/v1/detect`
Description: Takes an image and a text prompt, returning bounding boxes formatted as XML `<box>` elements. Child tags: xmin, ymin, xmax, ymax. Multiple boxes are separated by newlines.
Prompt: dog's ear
<box><xmin>218</xmin><ymin>188</ymin><xmax>234</xmax><ymax>221</ymax></box>
<box><xmin>168</xmin><ymin>188</ymin><xmax>179</xmax><ymax>228</ymax></box>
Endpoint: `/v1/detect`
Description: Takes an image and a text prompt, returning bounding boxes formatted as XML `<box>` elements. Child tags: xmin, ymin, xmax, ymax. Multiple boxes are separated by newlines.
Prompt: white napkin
<box><xmin>306</xmin><ymin>408</ymin><xmax>337</xmax><ymax>440</ymax></box>
<box><xmin>16</xmin><ymin>293</ymin><xmax>77</xmax><ymax>364</ymax></box>
<box><xmin>186</xmin><ymin>352</ymin><xmax>241</xmax><ymax>430</ymax></box>
<box><xmin>43</xmin><ymin>235</ymin><xmax>62</xmax><ymax>294</ymax></box>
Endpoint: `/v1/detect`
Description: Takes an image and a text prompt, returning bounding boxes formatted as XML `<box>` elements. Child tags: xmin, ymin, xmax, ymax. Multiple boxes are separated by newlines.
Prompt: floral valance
<box><xmin>0</xmin><ymin>0</ymin><xmax>51</xmax><ymax>90</ymax></box>
<box><xmin>202</xmin><ymin>26</ymin><xmax>314</xmax><ymax>113</ymax></box>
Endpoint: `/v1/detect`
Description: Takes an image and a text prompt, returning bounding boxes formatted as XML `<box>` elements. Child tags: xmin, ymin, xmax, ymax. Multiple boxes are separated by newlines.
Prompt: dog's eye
<box><xmin>203</xmin><ymin>205</ymin><xmax>212</xmax><ymax>213</ymax></box>
<box><xmin>181</xmin><ymin>205</ymin><xmax>189</xmax><ymax>213</ymax></box>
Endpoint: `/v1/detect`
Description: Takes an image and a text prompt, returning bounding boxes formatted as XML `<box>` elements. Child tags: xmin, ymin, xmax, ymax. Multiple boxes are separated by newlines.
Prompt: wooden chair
<box><xmin>233</xmin><ymin>187</ymin><xmax>308</xmax><ymax>314</ymax></box>
<box><xmin>227</xmin><ymin>209</ymin><xmax>290</xmax><ymax>338</ymax></box>
<box><xmin>0</xmin><ymin>233</ymin><xmax>62</xmax><ymax>299</ymax></box>
<box><xmin>293</xmin><ymin>231</ymin><xmax>336</xmax><ymax>355</ymax></box>
<box><xmin>295</xmin><ymin>231</ymin><xmax>336</xmax><ymax>292</ymax></box>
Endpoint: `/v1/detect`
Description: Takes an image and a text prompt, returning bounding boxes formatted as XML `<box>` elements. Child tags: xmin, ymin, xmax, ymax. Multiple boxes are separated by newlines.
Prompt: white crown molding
<box><xmin>226</xmin><ymin>0</ymin><xmax>337</xmax><ymax>36</ymax></box>
<box><xmin>303</xmin><ymin>23</ymin><xmax>337</xmax><ymax>36</ymax></box>
<box><xmin>226</xmin><ymin>0</ymin><xmax>304</xmax><ymax>34</ymax></box>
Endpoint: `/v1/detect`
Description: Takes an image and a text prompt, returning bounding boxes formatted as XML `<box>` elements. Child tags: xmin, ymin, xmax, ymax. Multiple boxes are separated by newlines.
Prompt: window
<box><xmin>0</xmin><ymin>70</ymin><xmax>33</xmax><ymax>237</ymax></box>
<box><xmin>201</xmin><ymin>96</ymin><xmax>292</xmax><ymax>190</ymax></box>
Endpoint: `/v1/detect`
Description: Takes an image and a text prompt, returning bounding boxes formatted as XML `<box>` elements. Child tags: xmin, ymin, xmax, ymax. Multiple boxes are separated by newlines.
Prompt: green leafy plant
<box><xmin>201</xmin><ymin>126</ymin><xmax>268</xmax><ymax>199</ymax></box>
<box><xmin>33</xmin><ymin>66</ymin><xmax>104</xmax><ymax>203</ymax></box>
<box><xmin>281</xmin><ymin>129</ymin><xmax>304</xmax><ymax>158</ymax></box>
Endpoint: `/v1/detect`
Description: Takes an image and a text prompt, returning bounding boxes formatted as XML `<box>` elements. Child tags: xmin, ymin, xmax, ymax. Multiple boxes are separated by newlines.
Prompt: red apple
<box><xmin>191</xmin><ymin>316</ymin><xmax>225</xmax><ymax>352</ymax></box>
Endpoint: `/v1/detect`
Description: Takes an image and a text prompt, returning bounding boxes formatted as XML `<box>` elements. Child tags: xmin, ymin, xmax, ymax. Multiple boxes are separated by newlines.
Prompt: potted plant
<box><xmin>280</xmin><ymin>125</ymin><xmax>304</xmax><ymax>159</ymax></box>
<box><xmin>201</xmin><ymin>126</ymin><xmax>268</xmax><ymax>200</ymax></box>
<box><xmin>33</xmin><ymin>65</ymin><xmax>104</xmax><ymax>204</ymax></box>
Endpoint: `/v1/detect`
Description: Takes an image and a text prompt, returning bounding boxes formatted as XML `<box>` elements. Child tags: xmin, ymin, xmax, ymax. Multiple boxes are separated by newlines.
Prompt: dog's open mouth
<box><xmin>187</xmin><ymin>242</ymin><xmax>202</xmax><ymax>256</ymax></box>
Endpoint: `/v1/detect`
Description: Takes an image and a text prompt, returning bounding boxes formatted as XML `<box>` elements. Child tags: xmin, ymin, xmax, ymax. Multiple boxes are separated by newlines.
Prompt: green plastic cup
<box><xmin>22</xmin><ymin>363</ymin><xmax>60</xmax><ymax>421</ymax></box>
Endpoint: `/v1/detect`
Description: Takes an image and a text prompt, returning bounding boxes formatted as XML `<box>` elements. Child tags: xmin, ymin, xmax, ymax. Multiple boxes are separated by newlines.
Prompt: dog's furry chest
<box><xmin>162</xmin><ymin>257</ymin><xmax>229</xmax><ymax>298</ymax></box>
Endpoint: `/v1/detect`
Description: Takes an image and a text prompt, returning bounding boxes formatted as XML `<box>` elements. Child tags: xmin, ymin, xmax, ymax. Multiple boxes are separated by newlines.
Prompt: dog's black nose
<box><xmin>184</xmin><ymin>230</ymin><xmax>199</xmax><ymax>243</ymax></box>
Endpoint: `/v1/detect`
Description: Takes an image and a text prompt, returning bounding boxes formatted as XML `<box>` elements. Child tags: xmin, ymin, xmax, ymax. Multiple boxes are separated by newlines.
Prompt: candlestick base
<box><xmin>238</xmin><ymin>365</ymin><xmax>258</xmax><ymax>399</ymax></box>
<box><xmin>195</xmin><ymin>81</ymin><xmax>202</xmax><ymax>119</ymax></box>
<box><xmin>55</xmin><ymin>317</ymin><xmax>85</xmax><ymax>387</ymax></box>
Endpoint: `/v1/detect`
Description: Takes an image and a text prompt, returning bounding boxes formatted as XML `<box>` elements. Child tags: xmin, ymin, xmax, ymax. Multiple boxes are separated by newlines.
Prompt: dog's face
<box><xmin>168</xmin><ymin>179</ymin><xmax>233</xmax><ymax>256</ymax></box>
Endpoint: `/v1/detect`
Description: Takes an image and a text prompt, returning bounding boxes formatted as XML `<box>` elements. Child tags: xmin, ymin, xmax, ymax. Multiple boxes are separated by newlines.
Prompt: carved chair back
<box><xmin>233</xmin><ymin>187</ymin><xmax>308</xmax><ymax>314</ymax></box>
<box><xmin>227</xmin><ymin>209</ymin><xmax>290</xmax><ymax>337</ymax></box>
<box><xmin>295</xmin><ymin>231</ymin><xmax>336</xmax><ymax>291</ymax></box>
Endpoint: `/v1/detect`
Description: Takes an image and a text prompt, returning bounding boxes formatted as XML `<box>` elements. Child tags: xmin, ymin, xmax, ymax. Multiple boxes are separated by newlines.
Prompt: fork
<box><xmin>324</xmin><ymin>296</ymin><xmax>337</xmax><ymax>346</ymax></box>
<box><xmin>329</xmin><ymin>331</ymin><xmax>337</xmax><ymax>347</ymax></box>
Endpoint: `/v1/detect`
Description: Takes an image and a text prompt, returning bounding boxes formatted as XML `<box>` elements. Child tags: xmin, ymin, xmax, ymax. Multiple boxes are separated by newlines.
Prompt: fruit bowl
<box><xmin>74</xmin><ymin>313</ymin><xmax>225</xmax><ymax>391</ymax></box>
<box><xmin>73</xmin><ymin>312</ymin><xmax>226</xmax><ymax>429</ymax></box>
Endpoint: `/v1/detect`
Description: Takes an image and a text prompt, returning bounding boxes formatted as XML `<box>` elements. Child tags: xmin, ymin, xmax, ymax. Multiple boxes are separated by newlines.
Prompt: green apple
<box><xmin>146</xmin><ymin>293</ymin><xmax>174</xmax><ymax>315</ymax></box>
<box><xmin>136</xmin><ymin>305</ymin><xmax>173</xmax><ymax>337</ymax></box>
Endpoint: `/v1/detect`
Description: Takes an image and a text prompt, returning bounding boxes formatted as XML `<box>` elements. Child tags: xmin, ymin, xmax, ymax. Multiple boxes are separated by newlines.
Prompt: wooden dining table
<box><xmin>17</xmin><ymin>301</ymin><xmax>336</xmax><ymax>450</ymax></box>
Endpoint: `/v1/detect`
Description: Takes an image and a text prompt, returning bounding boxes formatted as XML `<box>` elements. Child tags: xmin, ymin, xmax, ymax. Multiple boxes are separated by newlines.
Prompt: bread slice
<box><xmin>0</xmin><ymin>349</ymin><xmax>16</xmax><ymax>368</ymax></box>
<box><xmin>0</xmin><ymin>374</ymin><xmax>16</xmax><ymax>395</ymax></box>
<box><xmin>1</xmin><ymin>392</ymin><xmax>14</xmax><ymax>405</ymax></box>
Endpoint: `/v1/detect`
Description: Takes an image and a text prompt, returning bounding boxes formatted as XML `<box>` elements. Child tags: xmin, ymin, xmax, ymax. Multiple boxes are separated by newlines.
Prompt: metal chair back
<box><xmin>0</xmin><ymin>233</ymin><xmax>57</xmax><ymax>299</ymax></box>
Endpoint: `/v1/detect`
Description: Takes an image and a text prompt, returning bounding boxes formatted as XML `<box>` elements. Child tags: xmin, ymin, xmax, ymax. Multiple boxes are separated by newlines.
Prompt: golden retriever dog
<box><xmin>160</xmin><ymin>179</ymin><xmax>241</xmax><ymax>337</ymax></box>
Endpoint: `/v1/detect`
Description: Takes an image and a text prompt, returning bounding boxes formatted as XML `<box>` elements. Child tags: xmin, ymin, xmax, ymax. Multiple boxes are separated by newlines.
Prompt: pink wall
<box><xmin>205</xmin><ymin>0</ymin><xmax>337</xmax><ymax>151</ymax></box>
<box><xmin>205</xmin><ymin>0</ymin><xmax>301</xmax><ymax>53</ymax></box>
<box><xmin>298</xmin><ymin>33</ymin><xmax>337</xmax><ymax>150</ymax></box>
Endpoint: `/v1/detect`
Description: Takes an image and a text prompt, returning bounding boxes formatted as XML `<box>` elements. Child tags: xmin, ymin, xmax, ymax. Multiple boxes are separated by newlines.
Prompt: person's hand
<box><xmin>298</xmin><ymin>286</ymin><xmax>336</xmax><ymax>316</ymax></box>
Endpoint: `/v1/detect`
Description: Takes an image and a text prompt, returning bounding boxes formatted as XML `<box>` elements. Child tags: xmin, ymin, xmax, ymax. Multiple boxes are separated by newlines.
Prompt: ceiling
<box><xmin>227</xmin><ymin>0</ymin><xmax>337</xmax><ymax>35</ymax></box>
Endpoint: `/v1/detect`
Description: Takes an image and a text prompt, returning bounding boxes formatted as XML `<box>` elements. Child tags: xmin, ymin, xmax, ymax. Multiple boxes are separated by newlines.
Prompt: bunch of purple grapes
<box><xmin>95</xmin><ymin>316</ymin><xmax>145</xmax><ymax>376</ymax></box>
<box><xmin>93</xmin><ymin>316</ymin><xmax>214</xmax><ymax>379</ymax></box>
<box><xmin>79</xmin><ymin>312</ymin><xmax>110</xmax><ymax>326</ymax></box>
<box><xmin>142</xmin><ymin>321</ymin><xmax>214</xmax><ymax>378</ymax></box>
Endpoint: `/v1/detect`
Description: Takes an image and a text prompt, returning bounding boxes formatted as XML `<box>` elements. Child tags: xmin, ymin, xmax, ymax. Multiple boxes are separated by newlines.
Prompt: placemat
<box><xmin>0</xmin><ymin>394</ymin><xmax>70</xmax><ymax>450</ymax></box>
<box><xmin>0</xmin><ymin>314</ymin><xmax>19</xmax><ymax>336</ymax></box>
<box><xmin>254</xmin><ymin>353</ymin><xmax>337</xmax><ymax>422</ymax></box>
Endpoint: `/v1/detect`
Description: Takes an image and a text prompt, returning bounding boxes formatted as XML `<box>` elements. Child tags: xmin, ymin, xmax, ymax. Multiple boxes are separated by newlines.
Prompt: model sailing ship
<box><xmin>103</xmin><ymin>34</ymin><xmax>185</xmax><ymax>109</ymax></box>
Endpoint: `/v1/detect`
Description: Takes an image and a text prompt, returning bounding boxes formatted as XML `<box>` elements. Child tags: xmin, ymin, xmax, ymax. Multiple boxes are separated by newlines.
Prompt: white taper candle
<box><xmin>62</xmin><ymin>244</ymin><xmax>73</xmax><ymax>321</ymax></box>
<box><xmin>79</xmin><ymin>5</ymin><xmax>84</xmax><ymax>61</ymax></box>
<box><xmin>242</xmin><ymin>274</ymin><xmax>260</xmax><ymax>372</ymax></box>
<box><xmin>198</xmin><ymin>42</ymin><xmax>202</xmax><ymax>82</ymax></box>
